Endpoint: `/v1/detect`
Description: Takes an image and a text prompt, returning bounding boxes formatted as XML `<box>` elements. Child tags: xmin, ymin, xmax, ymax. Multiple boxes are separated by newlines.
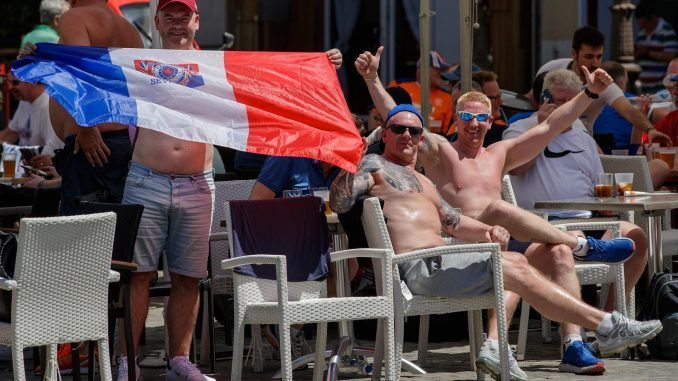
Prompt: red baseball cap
<box><xmin>157</xmin><ymin>0</ymin><xmax>198</xmax><ymax>13</ymax></box>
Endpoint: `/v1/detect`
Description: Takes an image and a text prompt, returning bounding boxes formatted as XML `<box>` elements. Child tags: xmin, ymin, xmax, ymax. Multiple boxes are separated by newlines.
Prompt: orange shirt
<box><xmin>388</xmin><ymin>80</ymin><xmax>452</xmax><ymax>134</ymax></box>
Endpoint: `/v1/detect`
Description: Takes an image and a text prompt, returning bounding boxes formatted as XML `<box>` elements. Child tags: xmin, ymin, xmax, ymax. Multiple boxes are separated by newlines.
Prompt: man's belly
<box><xmin>132</xmin><ymin>132</ymin><xmax>212</xmax><ymax>174</ymax></box>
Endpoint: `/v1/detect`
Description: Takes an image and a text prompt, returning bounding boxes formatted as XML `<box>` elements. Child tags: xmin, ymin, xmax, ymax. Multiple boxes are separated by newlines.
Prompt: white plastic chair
<box><xmin>221</xmin><ymin>198</ymin><xmax>396</xmax><ymax>381</ymax></box>
<box><xmin>501</xmin><ymin>175</ymin><xmax>628</xmax><ymax>360</ymax></box>
<box><xmin>200</xmin><ymin>179</ymin><xmax>256</xmax><ymax>367</ymax></box>
<box><xmin>0</xmin><ymin>213</ymin><xmax>119</xmax><ymax>381</ymax></box>
<box><xmin>361</xmin><ymin>197</ymin><xmax>511</xmax><ymax>381</ymax></box>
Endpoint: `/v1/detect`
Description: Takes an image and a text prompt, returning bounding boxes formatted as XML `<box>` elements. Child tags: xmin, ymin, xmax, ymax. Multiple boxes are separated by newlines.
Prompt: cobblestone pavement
<box><xmin>3</xmin><ymin>300</ymin><xmax>677</xmax><ymax>380</ymax></box>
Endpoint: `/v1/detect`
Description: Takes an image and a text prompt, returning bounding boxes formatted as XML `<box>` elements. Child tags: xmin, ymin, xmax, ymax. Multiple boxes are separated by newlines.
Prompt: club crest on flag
<box><xmin>134</xmin><ymin>60</ymin><xmax>205</xmax><ymax>88</ymax></box>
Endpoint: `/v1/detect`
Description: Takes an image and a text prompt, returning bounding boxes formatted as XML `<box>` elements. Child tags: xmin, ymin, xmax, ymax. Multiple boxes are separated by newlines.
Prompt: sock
<box><xmin>169</xmin><ymin>355</ymin><xmax>189</xmax><ymax>369</ymax></box>
<box><xmin>563</xmin><ymin>334</ymin><xmax>583</xmax><ymax>350</ymax></box>
<box><xmin>595</xmin><ymin>313</ymin><xmax>614</xmax><ymax>337</ymax></box>
<box><xmin>572</xmin><ymin>236</ymin><xmax>589</xmax><ymax>256</ymax></box>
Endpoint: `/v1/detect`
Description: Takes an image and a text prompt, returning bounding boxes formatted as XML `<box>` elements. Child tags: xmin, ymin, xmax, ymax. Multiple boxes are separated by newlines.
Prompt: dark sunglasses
<box><xmin>456</xmin><ymin>111</ymin><xmax>492</xmax><ymax>122</ymax></box>
<box><xmin>8</xmin><ymin>80</ymin><xmax>20</xmax><ymax>86</ymax></box>
<box><xmin>388</xmin><ymin>124</ymin><xmax>423</xmax><ymax>136</ymax></box>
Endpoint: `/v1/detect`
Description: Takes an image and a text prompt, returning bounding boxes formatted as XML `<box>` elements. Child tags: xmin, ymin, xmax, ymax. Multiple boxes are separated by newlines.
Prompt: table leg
<box><xmin>644</xmin><ymin>213</ymin><xmax>665</xmax><ymax>283</ymax></box>
<box><xmin>650</xmin><ymin>215</ymin><xmax>664</xmax><ymax>274</ymax></box>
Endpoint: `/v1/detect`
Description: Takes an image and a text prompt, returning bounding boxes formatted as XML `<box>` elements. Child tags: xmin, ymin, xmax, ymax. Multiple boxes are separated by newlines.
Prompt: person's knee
<box><xmin>549</xmin><ymin>244</ymin><xmax>575</xmax><ymax>274</ymax></box>
<box><xmin>502</xmin><ymin>252</ymin><xmax>534</xmax><ymax>293</ymax></box>
<box><xmin>170</xmin><ymin>272</ymin><xmax>201</xmax><ymax>290</ymax></box>
<box><xmin>131</xmin><ymin>271</ymin><xmax>155</xmax><ymax>288</ymax></box>
<box><xmin>484</xmin><ymin>199</ymin><xmax>513</xmax><ymax>218</ymax></box>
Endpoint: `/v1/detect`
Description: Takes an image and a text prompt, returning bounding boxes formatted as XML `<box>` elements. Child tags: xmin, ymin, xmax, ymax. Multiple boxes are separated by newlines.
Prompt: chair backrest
<box><xmin>600</xmin><ymin>155</ymin><xmax>654</xmax><ymax>192</ymax></box>
<box><xmin>361</xmin><ymin>197</ymin><xmax>395</xmax><ymax>252</ymax></box>
<box><xmin>77</xmin><ymin>202</ymin><xmax>144</xmax><ymax>263</ymax></box>
<box><xmin>501</xmin><ymin>175</ymin><xmax>517</xmax><ymax>205</ymax></box>
<box><xmin>29</xmin><ymin>187</ymin><xmax>61</xmax><ymax>217</ymax></box>
<box><xmin>225</xmin><ymin>197</ymin><xmax>330</xmax><ymax>282</ymax></box>
<box><xmin>11</xmin><ymin>212</ymin><xmax>116</xmax><ymax>347</ymax></box>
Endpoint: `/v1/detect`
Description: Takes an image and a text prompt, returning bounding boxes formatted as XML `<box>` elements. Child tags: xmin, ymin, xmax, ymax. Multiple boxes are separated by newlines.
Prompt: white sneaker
<box><xmin>117</xmin><ymin>356</ymin><xmax>142</xmax><ymax>381</ymax></box>
<box><xmin>166</xmin><ymin>357</ymin><xmax>215</xmax><ymax>381</ymax></box>
<box><xmin>475</xmin><ymin>339</ymin><xmax>528</xmax><ymax>381</ymax></box>
<box><xmin>595</xmin><ymin>311</ymin><xmax>663</xmax><ymax>355</ymax></box>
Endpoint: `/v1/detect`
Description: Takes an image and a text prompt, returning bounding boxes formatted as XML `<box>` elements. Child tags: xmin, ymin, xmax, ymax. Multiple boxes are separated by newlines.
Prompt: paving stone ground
<box><xmin>3</xmin><ymin>300</ymin><xmax>677</xmax><ymax>380</ymax></box>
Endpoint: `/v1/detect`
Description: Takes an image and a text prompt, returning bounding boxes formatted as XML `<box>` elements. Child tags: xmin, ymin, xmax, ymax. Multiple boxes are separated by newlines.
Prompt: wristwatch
<box><xmin>584</xmin><ymin>87</ymin><xmax>599</xmax><ymax>99</ymax></box>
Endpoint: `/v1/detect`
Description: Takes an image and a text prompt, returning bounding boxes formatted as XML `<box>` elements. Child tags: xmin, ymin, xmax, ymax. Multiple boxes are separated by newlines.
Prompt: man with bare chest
<box><xmin>329</xmin><ymin>104</ymin><xmax>662</xmax><ymax>380</ymax></box>
<box><xmin>20</xmin><ymin>0</ymin><xmax>143</xmax><ymax>214</ymax></box>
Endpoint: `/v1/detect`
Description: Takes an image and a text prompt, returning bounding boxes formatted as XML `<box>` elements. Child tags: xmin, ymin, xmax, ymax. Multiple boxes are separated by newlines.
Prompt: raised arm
<box><xmin>610</xmin><ymin>96</ymin><xmax>672</xmax><ymax>146</ymax></box>
<box><xmin>329</xmin><ymin>154</ymin><xmax>379</xmax><ymax>214</ymax></box>
<box><xmin>355</xmin><ymin>46</ymin><xmax>396</xmax><ymax>120</ymax></box>
<box><xmin>437</xmin><ymin>192</ymin><xmax>509</xmax><ymax>249</ymax></box>
<box><xmin>502</xmin><ymin>67</ymin><xmax>611</xmax><ymax>171</ymax></box>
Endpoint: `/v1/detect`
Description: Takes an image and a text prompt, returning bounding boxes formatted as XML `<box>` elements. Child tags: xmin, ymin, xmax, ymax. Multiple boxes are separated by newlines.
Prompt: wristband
<box><xmin>38</xmin><ymin>180</ymin><xmax>46</xmax><ymax>189</ymax></box>
<box><xmin>584</xmin><ymin>87</ymin><xmax>599</xmax><ymax>99</ymax></box>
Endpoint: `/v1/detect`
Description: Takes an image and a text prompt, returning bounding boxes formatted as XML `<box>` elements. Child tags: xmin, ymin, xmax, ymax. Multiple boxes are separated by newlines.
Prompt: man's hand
<box><xmin>648</xmin><ymin>128</ymin><xmax>673</xmax><ymax>146</ymax></box>
<box><xmin>326</xmin><ymin>48</ymin><xmax>342</xmax><ymax>70</ymax></box>
<box><xmin>486</xmin><ymin>225</ymin><xmax>509</xmax><ymax>251</ymax></box>
<box><xmin>537</xmin><ymin>98</ymin><xmax>557</xmax><ymax>123</ymax></box>
<box><xmin>29</xmin><ymin>154</ymin><xmax>53</xmax><ymax>169</ymax></box>
<box><xmin>74</xmin><ymin>127</ymin><xmax>111</xmax><ymax>167</ymax></box>
<box><xmin>355</xmin><ymin>46</ymin><xmax>384</xmax><ymax>81</ymax></box>
<box><xmin>23</xmin><ymin>174</ymin><xmax>45</xmax><ymax>189</ymax></box>
<box><xmin>17</xmin><ymin>42</ymin><xmax>37</xmax><ymax>59</ymax></box>
<box><xmin>581</xmin><ymin>66</ymin><xmax>613</xmax><ymax>95</ymax></box>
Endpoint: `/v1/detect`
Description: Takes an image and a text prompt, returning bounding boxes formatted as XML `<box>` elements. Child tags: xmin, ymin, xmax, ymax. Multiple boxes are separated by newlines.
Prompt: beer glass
<box><xmin>312</xmin><ymin>187</ymin><xmax>331</xmax><ymax>214</ymax></box>
<box><xmin>594</xmin><ymin>173</ymin><xmax>613</xmax><ymax>198</ymax></box>
<box><xmin>1</xmin><ymin>153</ymin><xmax>17</xmax><ymax>179</ymax></box>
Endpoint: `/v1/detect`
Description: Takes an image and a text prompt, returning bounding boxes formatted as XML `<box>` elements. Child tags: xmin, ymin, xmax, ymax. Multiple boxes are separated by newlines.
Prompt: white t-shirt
<box><xmin>505</xmin><ymin>114</ymin><xmax>602</xmax><ymax>218</ymax></box>
<box><xmin>26</xmin><ymin>92</ymin><xmax>64</xmax><ymax>155</ymax></box>
<box><xmin>8</xmin><ymin>100</ymin><xmax>32</xmax><ymax>145</ymax></box>
<box><xmin>537</xmin><ymin>58</ymin><xmax>625</xmax><ymax>125</ymax></box>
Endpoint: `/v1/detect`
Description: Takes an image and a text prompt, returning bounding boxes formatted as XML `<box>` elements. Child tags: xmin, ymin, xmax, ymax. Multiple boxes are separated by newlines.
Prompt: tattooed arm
<box><xmin>437</xmin><ymin>192</ymin><xmax>509</xmax><ymax>248</ymax></box>
<box><xmin>330</xmin><ymin>154</ymin><xmax>380</xmax><ymax>214</ymax></box>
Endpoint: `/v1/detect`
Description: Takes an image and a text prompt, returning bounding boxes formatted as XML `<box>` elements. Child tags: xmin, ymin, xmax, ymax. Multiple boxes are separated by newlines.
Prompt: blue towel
<box><xmin>230</xmin><ymin>196</ymin><xmax>330</xmax><ymax>282</ymax></box>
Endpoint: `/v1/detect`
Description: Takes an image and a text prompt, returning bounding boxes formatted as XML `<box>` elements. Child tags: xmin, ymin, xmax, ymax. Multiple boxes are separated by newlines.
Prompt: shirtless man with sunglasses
<box><xmin>355</xmin><ymin>47</ymin><xmax>643</xmax><ymax>377</ymax></box>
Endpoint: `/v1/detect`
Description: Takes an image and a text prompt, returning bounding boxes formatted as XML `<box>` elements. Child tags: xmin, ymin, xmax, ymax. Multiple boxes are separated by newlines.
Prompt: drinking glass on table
<box><xmin>1</xmin><ymin>153</ymin><xmax>17</xmax><ymax>179</ymax></box>
<box><xmin>614</xmin><ymin>173</ymin><xmax>634</xmax><ymax>196</ymax></box>
<box><xmin>282</xmin><ymin>189</ymin><xmax>304</xmax><ymax>198</ymax></box>
<box><xmin>594</xmin><ymin>173</ymin><xmax>614</xmax><ymax>198</ymax></box>
<box><xmin>658</xmin><ymin>148</ymin><xmax>676</xmax><ymax>169</ymax></box>
<box><xmin>312</xmin><ymin>187</ymin><xmax>331</xmax><ymax>214</ymax></box>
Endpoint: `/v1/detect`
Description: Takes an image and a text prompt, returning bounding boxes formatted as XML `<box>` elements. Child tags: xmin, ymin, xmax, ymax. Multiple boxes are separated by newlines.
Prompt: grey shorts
<box><xmin>123</xmin><ymin>161</ymin><xmax>215</xmax><ymax>278</ymax></box>
<box><xmin>398</xmin><ymin>252</ymin><xmax>494</xmax><ymax>298</ymax></box>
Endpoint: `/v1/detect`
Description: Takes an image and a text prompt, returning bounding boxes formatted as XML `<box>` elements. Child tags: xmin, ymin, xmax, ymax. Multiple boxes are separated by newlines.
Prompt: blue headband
<box><xmin>384</xmin><ymin>104</ymin><xmax>424</xmax><ymax>127</ymax></box>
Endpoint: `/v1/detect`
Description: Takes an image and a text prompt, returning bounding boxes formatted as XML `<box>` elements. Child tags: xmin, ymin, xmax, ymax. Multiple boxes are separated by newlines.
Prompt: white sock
<box><xmin>169</xmin><ymin>355</ymin><xmax>189</xmax><ymax>369</ymax></box>
<box><xmin>563</xmin><ymin>334</ymin><xmax>583</xmax><ymax>350</ymax></box>
<box><xmin>572</xmin><ymin>236</ymin><xmax>589</xmax><ymax>256</ymax></box>
<box><xmin>595</xmin><ymin>313</ymin><xmax>614</xmax><ymax>336</ymax></box>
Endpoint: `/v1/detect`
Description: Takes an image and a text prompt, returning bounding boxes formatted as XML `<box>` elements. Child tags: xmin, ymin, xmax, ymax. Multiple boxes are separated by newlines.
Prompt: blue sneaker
<box><xmin>574</xmin><ymin>236</ymin><xmax>634</xmax><ymax>263</ymax></box>
<box><xmin>558</xmin><ymin>340</ymin><xmax>606</xmax><ymax>374</ymax></box>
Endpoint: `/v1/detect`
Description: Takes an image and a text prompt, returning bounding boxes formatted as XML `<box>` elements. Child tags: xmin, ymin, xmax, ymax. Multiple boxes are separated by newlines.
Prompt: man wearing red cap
<box><xmin>118</xmin><ymin>1</ymin><xmax>216</xmax><ymax>381</ymax></box>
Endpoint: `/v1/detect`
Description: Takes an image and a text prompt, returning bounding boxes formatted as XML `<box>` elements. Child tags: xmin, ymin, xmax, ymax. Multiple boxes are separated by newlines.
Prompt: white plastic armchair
<box><xmin>201</xmin><ymin>179</ymin><xmax>256</xmax><ymax>367</ymax></box>
<box><xmin>0</xmin><ymin>213</ymin><xmax>118</xmax><ymax>381</ymax></box>
<box><xmin>221</xmin><ymin>201</ymin><xmax>396</xmax><ymax>381</ymax></box>
<box><xmin>500</xmin><ymin>176</ymin><xmax>628</xmax><ymax>359</ymax></box>
<box><xmin>361</xmin><ymin>197</ymin><xmax>511</xmax><ymax>381</ymax></box>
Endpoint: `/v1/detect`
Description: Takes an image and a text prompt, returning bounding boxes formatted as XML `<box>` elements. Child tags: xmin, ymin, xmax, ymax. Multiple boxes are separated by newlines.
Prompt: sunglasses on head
<box><xmin>388</xmin><ymin>124</ymin><xmax>423</xmax><ymax>136</ymax></box>
<box><xmin>456</xmin><ymin>111</ymin><xmax>492</xmax><ymax>122</ymax></box>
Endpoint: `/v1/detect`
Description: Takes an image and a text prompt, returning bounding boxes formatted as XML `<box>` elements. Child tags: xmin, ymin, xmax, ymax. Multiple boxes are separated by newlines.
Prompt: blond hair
<box><xmin>456</xmin><ymin>91</ymin><xmax>492</xmax><ymax>113</ymax></box>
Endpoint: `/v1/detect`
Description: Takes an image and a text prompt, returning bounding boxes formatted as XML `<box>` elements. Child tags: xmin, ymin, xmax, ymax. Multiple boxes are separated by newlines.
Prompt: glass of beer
<box><xmin>614</xmin><ymin>173</ymin><xmax>634</xmax><ymax>196</ymax></box>
<box><xmin>595</xmin><ymin>173</ymin><xmax>614</xmax><ymax>198</ymax></box>
<box><xmin>1</xmin><ymin>153</ymin><xmax>17</xmax><ymax>179</ymax></box>
<box><xmin>312</xmin><ymin>187</ymin><xmax>332</xmax><ymax>214</ymax></box>
<box><xmin>658</xmin><ymin>148</ymin><xmax>676</xmax><ymax>169</ymax></box>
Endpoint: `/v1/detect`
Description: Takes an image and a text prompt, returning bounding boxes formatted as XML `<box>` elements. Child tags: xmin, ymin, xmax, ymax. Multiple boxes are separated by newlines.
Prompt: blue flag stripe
<box><xmin>11</xmin><ymin>43</ymin><xmax>138</xmax><ymax>127</ymax></box>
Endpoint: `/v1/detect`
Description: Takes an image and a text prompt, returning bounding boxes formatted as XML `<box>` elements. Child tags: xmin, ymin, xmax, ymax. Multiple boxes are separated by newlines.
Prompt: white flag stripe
<box><xmin>108</xmin><ymin>48</ymin><xmax>250</xmax><ymax>149</ymax></box>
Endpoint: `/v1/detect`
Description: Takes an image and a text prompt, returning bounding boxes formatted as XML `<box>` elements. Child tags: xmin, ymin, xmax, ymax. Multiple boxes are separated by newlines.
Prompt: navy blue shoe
<box><xmin>574</xmin><ymin>236</ymin><xmax>634</xmax><ymax>263</ymax></box>
<box><xmin>558</xmin><ymin>340</ymin><xmax>606</xmax><ymax>374</ymax></box>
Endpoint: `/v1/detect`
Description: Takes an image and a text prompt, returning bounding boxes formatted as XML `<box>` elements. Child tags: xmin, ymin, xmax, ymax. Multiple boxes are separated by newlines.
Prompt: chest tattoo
<box><xmin>379</xmin><ymin>158</ymin><xmax>423</xmax><ymax>193</ymax></box>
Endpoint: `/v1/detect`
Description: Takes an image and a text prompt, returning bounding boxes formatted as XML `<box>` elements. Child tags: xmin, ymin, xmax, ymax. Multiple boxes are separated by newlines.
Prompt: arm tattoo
<box><xmin>329</xmin><ymin>155</ymin><xmax>380</xmax><ymax>213</ymax></box>
<box><xmin>438</xmin><ymin>192</ymin><xmax>461</xmax><ymax>230</ymax></box>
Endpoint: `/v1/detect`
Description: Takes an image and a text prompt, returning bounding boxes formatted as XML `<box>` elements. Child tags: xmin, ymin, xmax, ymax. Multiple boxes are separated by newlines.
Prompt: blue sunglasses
<box><xmin>456</xmin><ymin>111</ymin><xmax>492</xmax><ymax>122</ymax></box>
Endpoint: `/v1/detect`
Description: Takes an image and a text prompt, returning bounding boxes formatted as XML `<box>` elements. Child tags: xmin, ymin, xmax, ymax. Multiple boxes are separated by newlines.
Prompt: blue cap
<box><xmin>384</xmin><ymin>104</ymin><xmax>424</xmax><ymax>127</ymax></box>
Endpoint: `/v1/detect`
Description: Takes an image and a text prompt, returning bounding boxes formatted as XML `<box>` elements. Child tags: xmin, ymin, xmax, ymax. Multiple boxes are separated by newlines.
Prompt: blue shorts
<box><xmin>122</xmin><ymin>161</ymin><xmax>215</xmax><ymax>278</ymax></box>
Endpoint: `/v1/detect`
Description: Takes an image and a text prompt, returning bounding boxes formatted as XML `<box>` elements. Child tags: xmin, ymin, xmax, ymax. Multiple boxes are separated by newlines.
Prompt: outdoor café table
<box><xmin>534</xmin><ymin>193</ymin><xmax>678</xmax><ymax>279</ymax></box>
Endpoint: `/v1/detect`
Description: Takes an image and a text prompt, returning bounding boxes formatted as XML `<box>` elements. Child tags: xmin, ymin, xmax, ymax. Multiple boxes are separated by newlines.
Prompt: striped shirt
<box><xmin>636</xmin><ymin>18</ymin><xmax>678</xmax><ymax>93</ymax></box>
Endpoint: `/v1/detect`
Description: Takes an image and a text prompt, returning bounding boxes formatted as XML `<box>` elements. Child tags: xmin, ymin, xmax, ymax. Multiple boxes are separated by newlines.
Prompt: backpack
<box><xmin>0</xmin><ymin>231</ymin><xmax>18</xmax><ymax>322</ymax></box>
<box><xmin>637</xmin><ymin>272</ymin><xmax>678</xmax><ymax>359</ymax></box>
